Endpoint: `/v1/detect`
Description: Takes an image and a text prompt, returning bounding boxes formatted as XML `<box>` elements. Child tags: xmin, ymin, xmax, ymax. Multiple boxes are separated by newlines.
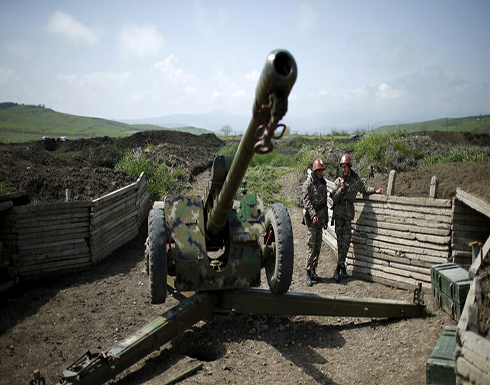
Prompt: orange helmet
<box><xmin>340</xmin><ymin>154</ymin><xmax>351</xmax><ymax>166</ymax></box>
<box><xmin>312</xmin><ymin>159</ymin><xmax>325</xmax><ymax>171</ymax></box>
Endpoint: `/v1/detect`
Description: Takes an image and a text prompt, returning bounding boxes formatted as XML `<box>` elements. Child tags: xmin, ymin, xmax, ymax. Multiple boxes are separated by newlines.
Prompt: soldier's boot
<box><xmin>310</xmin><ymin>268</ymin><xmax>321</xmax><ymax>281</ymax></box>
<box><xmin>306</xmin><ymin>270</ymin><xmax>313</xmax><ymax>287</ymax></box>
<box><xmin>340</xmin><ymin>266</ymin><xmax>349</xmax><ymax>279</ymax></box>
<box><xmin>333</xmin><ymin>265</ymin><xmax>341</xmax><ymax>283</ymax></box>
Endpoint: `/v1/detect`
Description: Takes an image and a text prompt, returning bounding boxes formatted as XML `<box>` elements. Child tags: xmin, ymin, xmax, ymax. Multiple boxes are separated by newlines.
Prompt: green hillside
<box><xmin>375</xmin><ymin>114</ymin><xmax>490</xmax><ymax>134</ymax></box>
<box><xmin>0</xmin><ymin>102</ymin><xmax>210</xmax><ymax>143</ymax></box>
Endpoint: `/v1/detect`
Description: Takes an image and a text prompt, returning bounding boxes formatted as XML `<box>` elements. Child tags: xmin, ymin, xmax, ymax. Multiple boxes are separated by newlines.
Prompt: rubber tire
<box><xmin>148</xmin><ymin>208</ymin><xmax>167</xmax><ymax>304</ymax></box>
<box><xmin>264</xmin><ymin>203</ymin><xmax>294</xmax><ymax>294</ymax></box>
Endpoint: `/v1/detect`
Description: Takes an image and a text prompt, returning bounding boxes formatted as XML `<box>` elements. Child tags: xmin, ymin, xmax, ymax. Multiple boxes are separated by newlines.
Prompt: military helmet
<box><xmin>340</xmin><ymin>154</ymin><xmax>351</xmax><ymax>166</ymax></box>
<box><xmin>312</xmin><ymin>159</ymin><xmax>325</xmax><ymax>171</ymax></box>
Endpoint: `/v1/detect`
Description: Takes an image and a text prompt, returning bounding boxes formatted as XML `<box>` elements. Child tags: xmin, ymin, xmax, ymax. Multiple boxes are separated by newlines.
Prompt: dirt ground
<box><xmin>0</xmin><ymin>131</ymin><xmax>489</xmax><ymax>385</ymax></box>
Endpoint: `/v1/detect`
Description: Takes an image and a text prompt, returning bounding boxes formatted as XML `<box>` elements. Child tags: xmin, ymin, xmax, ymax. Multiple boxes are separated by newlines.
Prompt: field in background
<box><xmin>374</xmin><ymin>114</ymin><xmax>490</xmax><ymax>134</ymax></box>
<box><xmin>0</xmin><ymin>103</ymin><xmax>209</xmax><ymax>142</ymax></box>
<box><xmin>1</xmin><ymin>102</ymin><xmax>489</xmax><ymax>143</ymax></box>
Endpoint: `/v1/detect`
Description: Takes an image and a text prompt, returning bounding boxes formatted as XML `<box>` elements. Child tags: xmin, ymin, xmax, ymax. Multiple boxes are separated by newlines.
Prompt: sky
<box><xmin>1</xmin><ymin>0</ymin><xmax>489</xmax><ymax>132</ymax></box>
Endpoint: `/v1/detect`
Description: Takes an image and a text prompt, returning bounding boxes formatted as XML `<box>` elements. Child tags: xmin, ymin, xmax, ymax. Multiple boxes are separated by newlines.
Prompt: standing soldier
<box><xmin>302</xmin><ymin>159</ymin><xmax>329</xmax><ymax>287</ymax></box>
<box><xmin>331</xmin><ymin>154</ymin><xmax>383</xmax><ymax>282</ymax></box>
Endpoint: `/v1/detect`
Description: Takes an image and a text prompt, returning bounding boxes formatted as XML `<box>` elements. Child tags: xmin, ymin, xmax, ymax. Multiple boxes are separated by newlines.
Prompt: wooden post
<box><xmin>429</xmin><ymin>175</ymin><xmax>438</xmax><ymax>199</ymax></box>
<box><xmin>387</xmin><ymin>170</ymin><xmax>396</xmax><ymax>196</ymax></box>
<box><xmin>65</xmin><ymin>189</ymin><xmax>71</xmax><ymax>202</ymax></box>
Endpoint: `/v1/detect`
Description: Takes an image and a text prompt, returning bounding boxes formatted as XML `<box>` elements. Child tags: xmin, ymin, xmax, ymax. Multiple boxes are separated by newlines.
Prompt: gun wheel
<box><xmin>148</xmin><ymin>208</ymin><xmax>168</xmax><ymax>304</ymax></box>
<box><xmin>264</xmin><ymin>203</ymin><xmax>294</xmax><ymax>294</ymax></box>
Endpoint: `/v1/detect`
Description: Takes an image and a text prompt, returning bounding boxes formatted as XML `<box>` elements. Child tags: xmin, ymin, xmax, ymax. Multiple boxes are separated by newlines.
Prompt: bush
<box><xmin>0</xmin><ymin>181</ymin><xmax>15</xmax><ymax>195</ymax></box>
<box><xmin>216</xmin><ymin>141</ymin><xmax>315</xmax><ymax>207</ymax></box>
<box><xmin>115</xmin><ymin>149</ymin><xmax>186</xmax><ymax>201</ymax></box>
<box><xmin>419</xmin><ymin>149</ymin><xmax>490</xmax><ymax>168</ymax></box>
<box><xmin>352</xmin><ymin>132</ymin><xmax>423</xmax><ymax>173</ymax></box>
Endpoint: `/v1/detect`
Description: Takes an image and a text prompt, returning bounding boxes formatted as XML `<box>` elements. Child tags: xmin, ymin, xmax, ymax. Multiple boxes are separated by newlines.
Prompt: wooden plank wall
<box><xmin>452</xmin><ymin>200</ymin><xmax>490</xmax><ymax>268</ymax></box>
<box><xmin>456</xmin><ymin>268</ymin><xmax>490</xmax><ymax>383</ymax></box>
<box><xmin>90</xmin><ymin>182</ymin><xmax>138</xmax><ymax>264</ymax></box>
<box><xmin>323</xmin><ymin>179</ymin><xmax>453</xmax><ymax>291</ymax></box>
<box><xmin>453</xmin><ymin>188</ymin><xmax>490</xmax><ymax>270</ymax></box>
<box><xmin>2</xmin><ymin>201</ymin><xmax>92</xmax><ymax>278</ymax></box>
<box><xmin>0</xmin><ymin>173</ymin><xmax>151</xmax><ymax>280</ymax></box>
<box><xmin>90</xmin><ymin>172</ymin><xmax>151</xmax><ymax>264</ymax></box>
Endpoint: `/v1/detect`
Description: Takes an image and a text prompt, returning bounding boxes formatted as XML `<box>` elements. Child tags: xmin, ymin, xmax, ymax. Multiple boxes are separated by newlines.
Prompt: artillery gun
<box><xmin>147</xmin><ymin>49</ymin><xmax>297</xmax><ymax>303</ymax></box>
<box><xmin>52</xmin><ymin>50</ymin><xmax>425</xmax><ymax>385</ymax></box>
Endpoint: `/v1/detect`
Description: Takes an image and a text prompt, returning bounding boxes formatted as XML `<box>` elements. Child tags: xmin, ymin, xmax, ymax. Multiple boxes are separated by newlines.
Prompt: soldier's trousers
<box><xmin>306</xmin><ymin>225</ymin><xmax>323</xmax><ymax>271</ymax></box>
<box><xmin>335</xmin><ymin>218</ymin><xmax>352</xmax><ymax>268</ymax></box>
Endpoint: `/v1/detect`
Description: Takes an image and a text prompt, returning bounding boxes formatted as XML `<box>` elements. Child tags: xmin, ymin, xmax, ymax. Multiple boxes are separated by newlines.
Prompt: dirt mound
<box><xmin>418</xmin><ymin>130</ymin><xmax>490</xmax><ymax>146</ymax></box>
<box><xmin>0</xmin><ymin>130</ymin><xmax>223</xmax><ymax>204</ymax></box>
<box><xmin>365</xmin><ymin>161</ymin><xmax>490</xmax><ymax>202</ymax></box>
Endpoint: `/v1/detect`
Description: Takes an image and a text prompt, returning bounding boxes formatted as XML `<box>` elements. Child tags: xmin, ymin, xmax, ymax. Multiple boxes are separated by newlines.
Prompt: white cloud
<box><xmin>57</xmin><ymin>71</ymin><xmax>132</xmax><ymax>98</ymax></box>
<box><xmin>47</xmin><ymin>11</ymin><xmax>99</xmax><ymax>46</ymax></box>
<box><xmin>370</xmin><ymin>34</ymin><xmax>433</xmax><ymax>71</ymax></box>
<box><xmin>232</xmin><ymin>90</ymin><xmax>246</xmax><ymax>98</ymax></box>
<box><xmin>3</xmin><ymin>40</ymin><xmax>31</xmax><ymax>60</ymax></box>
<box><xmin>245</xmin><ymin>70</ymin><xmax>259</xmax><ymax>83</ymax></box>
<box><xmin>376</xmin><ymin>83</ymin><xmax>403</xmax><ymax>100</ymax></box>
<box><xmin>305</xmin><ymin>65</ymin><xmax>490</xmax><ymax>125</ymax></box>
<box><xmin>194</xmin><ymin>2</ymin><xmax>228</xmax><ymax>38</ymax></box>
<box><xmin>0</xmin><ymin>66</ymin><xmax>18</xmax><ymax>85</ymax></box>
<box><xmin>117</xmin><ymin>23</ymin><xmax>164</xmax><ymax>60</ymax></box>
<box><xmin>297</xmin><ymin>4</ymin><xmax>318</xmax><ymax>34</ymax></box>
<box><xmin>185</xmin><ymin>86</ymin><xmax>196</xmax><ymax>95</ymax></box>
<box><xmin>217</xmin><ymin>8</ymin><xmax>229</xmax><ymax>24</ymax></box>
<box><xmin>50</xmin><ymin>71</ymin><xmax>135</xmax><ymax>117</ymax></box>
<box><xmin>151</xmin><ymin>55</ymin><xmax>194</xmax><ymax>83</ymax></box>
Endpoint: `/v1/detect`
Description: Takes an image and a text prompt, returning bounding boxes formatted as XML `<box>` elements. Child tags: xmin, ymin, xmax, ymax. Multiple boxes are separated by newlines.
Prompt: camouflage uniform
<box><xmin>331</xmin><ymin>169</ymin><xmax>375</xmax><ymax>268</ymax></box>
<box><xmin>302</xmin><ymin>171</ymin><xmax>329</xmax><ymax>272</ymax></box>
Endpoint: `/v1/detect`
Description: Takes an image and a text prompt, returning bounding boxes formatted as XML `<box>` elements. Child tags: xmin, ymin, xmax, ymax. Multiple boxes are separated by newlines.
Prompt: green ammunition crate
<box><xmin>430</xmin><ymin>263</ymin><xmax>471</xmax><ymax>304</ymax></box>
<box><xmin>426</xmin><ymin>326</ymin><xmax>457</xmax><ymax>385</ymax></box>
<box><xmin>432</xmin><ymin>286</ymin><xmax>463</xmax><ymax>321</ymax></box>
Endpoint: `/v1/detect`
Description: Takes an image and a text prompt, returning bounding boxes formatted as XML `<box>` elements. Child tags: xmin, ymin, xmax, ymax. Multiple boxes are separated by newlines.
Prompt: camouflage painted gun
<box><xmin>146</xmin><ymin>50</ymin><xmax>298</xmax><ymax>303</ymax></box>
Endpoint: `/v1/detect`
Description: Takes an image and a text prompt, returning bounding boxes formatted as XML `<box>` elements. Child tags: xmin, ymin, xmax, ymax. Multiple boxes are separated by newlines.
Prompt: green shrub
<box><xmin>0</xmin><ymin>181</ymin><xmax>15</xmax><ymax>195</ymax></box>
<box><xmin>352</xmin><ymin>132</ymin><xmax>423</xmax><ymax>173</ymax></box>
<box><xmin>115</xmin><ymin>149</ymin><xmax>186</xmax><ymax>200</ymax></box>
<box><xmin>291</xmin><ymin>144</ymin><xmax>318</xmax><ymax>171</ymax></box>
<box><xmin>419</xmin><ymin>149</ymin><xmax>490</xmax><ymax>168</ymax></box>
<box><xmin>243</xmin><ymin>165</ymin><xmax>289</xmax><ymax>207</ymax></box>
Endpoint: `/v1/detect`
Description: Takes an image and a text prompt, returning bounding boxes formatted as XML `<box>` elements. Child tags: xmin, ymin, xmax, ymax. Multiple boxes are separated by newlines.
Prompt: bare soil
<box><xmin>0</xmin><ymin>131</ymin><xmax>489</xmax><ymax>385</ymax></box>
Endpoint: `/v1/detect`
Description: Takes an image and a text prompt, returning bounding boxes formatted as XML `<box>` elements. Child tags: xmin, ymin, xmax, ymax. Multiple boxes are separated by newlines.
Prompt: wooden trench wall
<box><xmin>0</xmin><ymin>173</ymin><xmax>152</xmax><ymax>281</ymax></box>
<box><xmin>323</xmin><ymin>174</ymin><xmax>490</xmax><ymax>292</ymax></box>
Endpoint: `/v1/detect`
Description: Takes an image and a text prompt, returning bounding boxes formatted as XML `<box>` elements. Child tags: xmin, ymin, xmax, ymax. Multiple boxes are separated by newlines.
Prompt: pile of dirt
<box><xmin>420</xmin><ymin>130</ymin><xmax>490</xmax><ymax>146</ymax></box>
<box><xmin>0</xmin><ymin>131</ymin><xmax>223</xmax><ymax>204</ymax></box>
<box><xmin>365</xmin><ymin>161</ymin><xmax>490</xmax><ymax>202</ymax></box>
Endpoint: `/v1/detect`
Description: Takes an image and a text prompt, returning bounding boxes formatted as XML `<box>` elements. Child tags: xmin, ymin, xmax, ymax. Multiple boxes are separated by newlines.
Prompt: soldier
<box><xmin>331</xmin><ymin>154</ymin><xmax>383</xmax><ymax>282</ymax></box>
<box><xmin>302</xmin><ymin>159</ymin><xmax>329</xmax><ymax>287</ymax></box>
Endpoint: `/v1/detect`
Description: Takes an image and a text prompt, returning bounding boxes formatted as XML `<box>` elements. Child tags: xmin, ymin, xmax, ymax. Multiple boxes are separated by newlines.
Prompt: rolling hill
<box><xmin>0</xmin><ymin>103</ymin><xmax>211</xmax><ymax>143</ymax></box>
<box><xmin>374</xmin><ymin>114</ymin><xmax>490</xmax><ymax>134</ymax></box>
<box><xmin>1</xmin><ymin>102</ymin><xmax>488</xmax><ymax>143</ymax></box>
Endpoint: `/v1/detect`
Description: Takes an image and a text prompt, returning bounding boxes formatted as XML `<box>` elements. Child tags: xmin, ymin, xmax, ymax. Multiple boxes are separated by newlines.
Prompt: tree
<box><xmin>220</xmin><ymin>124</ymin><xmax>232</xmax><ymax>136</ymax></box>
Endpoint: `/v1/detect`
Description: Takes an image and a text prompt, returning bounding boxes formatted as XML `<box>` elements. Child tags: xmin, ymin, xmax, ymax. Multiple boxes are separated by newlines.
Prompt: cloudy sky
<box><xmin>1</xmin><ymin>0</ymin><xmax>489</xmax><ymax>131</ymax></box>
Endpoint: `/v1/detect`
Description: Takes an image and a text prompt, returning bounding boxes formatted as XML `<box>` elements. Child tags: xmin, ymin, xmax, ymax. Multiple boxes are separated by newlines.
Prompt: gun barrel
<box><xmin>206</xmin><ymin>49</ymin><xmax>297</xmax><ymax>237</ymax></box>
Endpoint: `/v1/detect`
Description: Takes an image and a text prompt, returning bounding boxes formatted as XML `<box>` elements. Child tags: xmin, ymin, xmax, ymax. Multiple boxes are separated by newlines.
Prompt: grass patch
<box><xmin>350</xmin><ymin>132</ymin><xmax>423</xmax><ymax>173</ymax></box>
<box><xmin>243</xmin><ymin>166</ymin><xmax>291</xmax><ymax>207</ymax></box>
<box><xmin>0</xmin><ymin>181</ymin><xmax>16</xmax><ymax>195</ymax></box>
<box><xmin>419</xmin><ymin>149</ymin><xmax>490</xmax><ymax>168</ymax></box>
<box><xmin>115</xmin><ymin>149</ymin><xmax>186</xmax><ymax>201</ymax></box>
<box><xmin>216</xmin><ymin>141</ymin><xmax>317</xmax><ymax>207</ymax></box>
